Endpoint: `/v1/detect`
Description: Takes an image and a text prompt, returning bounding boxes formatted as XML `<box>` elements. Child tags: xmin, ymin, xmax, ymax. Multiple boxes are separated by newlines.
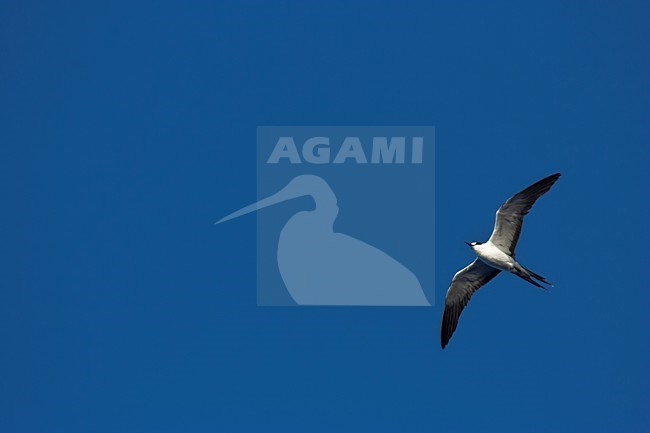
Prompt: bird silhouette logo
<box><xmin>217</xmin><ymin>174</ymin><xmax>430</xmax><ymax>306</ymax></box>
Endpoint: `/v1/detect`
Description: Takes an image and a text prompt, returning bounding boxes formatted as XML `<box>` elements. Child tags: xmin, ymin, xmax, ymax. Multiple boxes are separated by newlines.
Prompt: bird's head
<box><xmin>464</xmin><ymin>241</ymin><xmax>482</xmax><ymax>248</ymax></box>
<box><xmin>215</xmin><ymin>175</ymin><xmax>338</xmax><ymax>226</ymax></box>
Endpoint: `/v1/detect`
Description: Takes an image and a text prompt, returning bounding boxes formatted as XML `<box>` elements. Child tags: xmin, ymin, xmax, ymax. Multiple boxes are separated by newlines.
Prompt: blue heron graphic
<box><xmin>217</xmin><ymin>174</ymin><xmax>429</xmax><ymax>306</ymax></box>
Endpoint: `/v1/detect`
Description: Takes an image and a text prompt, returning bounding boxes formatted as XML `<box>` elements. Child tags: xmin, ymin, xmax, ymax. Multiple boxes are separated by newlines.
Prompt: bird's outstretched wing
<box><xmin>488</xmin><ymin>173</ymin><xmax>561</xmax><ymax>256</ymax></box>
<box><xmin>441</xmin><ymin>259</ymin><xmax>501</xmax><ymax>348</ymax></box>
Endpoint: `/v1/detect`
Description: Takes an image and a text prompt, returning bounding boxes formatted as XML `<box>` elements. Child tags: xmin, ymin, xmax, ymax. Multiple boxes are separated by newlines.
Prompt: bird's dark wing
<box><xmin>488</xmin><ymin>173</ymin><xmax>561</xmax><ymax>256</ymax></box>
<box><xmin>441</xmin><ymin>259</ymin><xmax>501</xmax><ymax>349</ymax></box>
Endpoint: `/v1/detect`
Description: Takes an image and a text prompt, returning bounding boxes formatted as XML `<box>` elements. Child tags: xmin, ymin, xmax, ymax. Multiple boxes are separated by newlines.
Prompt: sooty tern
<box><xmin>441</xmin><ymin>173</ymin><xmax>561</xmax><ymax>349</ymax></box>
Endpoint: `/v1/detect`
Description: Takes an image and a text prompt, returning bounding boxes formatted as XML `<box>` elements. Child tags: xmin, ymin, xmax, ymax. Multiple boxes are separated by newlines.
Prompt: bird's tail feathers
<box><xmin>515</xmin><ymin>264</ymin><xmax>553</xmax><ymax>290</ymax></box>
<box><xmin>523</xmin><ymin>266</ymin><xmax>554</xmax><ymax>287</ymax></box>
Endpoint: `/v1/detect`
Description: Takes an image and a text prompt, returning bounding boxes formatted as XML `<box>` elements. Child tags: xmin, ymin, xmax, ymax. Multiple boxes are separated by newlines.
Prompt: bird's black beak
<box><xmin>464</xmin><ymin>241</ymin><xmax>471</xmax><ymax>246</ymax></box>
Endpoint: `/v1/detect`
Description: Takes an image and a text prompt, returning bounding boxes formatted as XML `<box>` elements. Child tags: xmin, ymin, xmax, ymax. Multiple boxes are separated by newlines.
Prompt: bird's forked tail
<box><xmin>514</xmin><ymin>264</ymin><xmax>554</xmax><ymax>289</ymax></box>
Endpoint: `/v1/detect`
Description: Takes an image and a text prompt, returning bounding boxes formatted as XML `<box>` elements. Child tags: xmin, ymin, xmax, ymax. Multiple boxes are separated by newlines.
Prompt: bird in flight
<box><xmin>440</xmin><ymin>173</ymin><xmax>561</xmax><ymax>349</ymax></box>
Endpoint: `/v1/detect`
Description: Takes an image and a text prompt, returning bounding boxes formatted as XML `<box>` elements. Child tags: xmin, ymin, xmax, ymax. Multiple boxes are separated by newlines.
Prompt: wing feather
<box><xmin>440</xmin><ymin>259</ymin><xmax>501</xmax><ymax>348</ymax></box>
<box><xmin>488</xmin><ymin>173</ymin><xmax>561</xmax><ymax>256</ymax></box>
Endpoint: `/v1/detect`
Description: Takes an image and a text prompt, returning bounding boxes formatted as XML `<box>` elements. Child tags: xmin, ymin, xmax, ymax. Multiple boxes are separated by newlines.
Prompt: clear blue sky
<box><xmin>1</xmin><ymin>1</ymin><xmax>648</xmax><ymax>432</ymax></box>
